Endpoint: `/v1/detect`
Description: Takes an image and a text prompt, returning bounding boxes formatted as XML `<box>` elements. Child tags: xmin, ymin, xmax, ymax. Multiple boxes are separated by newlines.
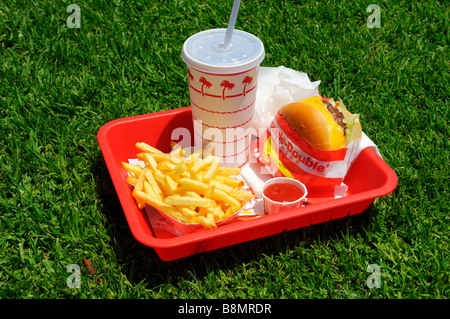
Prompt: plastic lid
<box><xmin>181</xmin><ymin>28</ymin><xmax>265</xmax><ymax>74</ymax></box>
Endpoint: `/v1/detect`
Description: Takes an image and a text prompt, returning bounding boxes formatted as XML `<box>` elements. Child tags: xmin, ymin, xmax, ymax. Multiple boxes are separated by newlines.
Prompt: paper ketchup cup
<box><xmin>181</xmin><ymin>28</ymin><xmax>265</xmax><ymax>166</ymax></box>
<box><xmin>261</xmin><ymin>177</ymin><xmax>308</xmax><ymax>215</ymax></box>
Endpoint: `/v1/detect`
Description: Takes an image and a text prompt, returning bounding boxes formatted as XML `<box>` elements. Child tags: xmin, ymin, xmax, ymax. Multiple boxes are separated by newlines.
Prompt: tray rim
<box><xmin>97</xmin><ymin>107</ymin><xmax>398</xmax><ymax>250</ymax></box>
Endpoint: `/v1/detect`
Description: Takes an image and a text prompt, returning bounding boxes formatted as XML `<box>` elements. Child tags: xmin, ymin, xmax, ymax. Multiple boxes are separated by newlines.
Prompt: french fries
<box><xmin>121</xmin><ymin>142</ymin><xmax>255</xmax><ymax>229</ymax></box>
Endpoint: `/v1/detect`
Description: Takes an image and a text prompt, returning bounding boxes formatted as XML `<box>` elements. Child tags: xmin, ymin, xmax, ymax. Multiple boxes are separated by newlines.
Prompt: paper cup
<box><xmin>261</xmin><ymin>177</ymin><xmax>308</xmax><ymax>215</ymax></box>
<box><xmin>182</xmin><ymin>28</ymin><xmax>265</xmax><ymax>166</ymax></box>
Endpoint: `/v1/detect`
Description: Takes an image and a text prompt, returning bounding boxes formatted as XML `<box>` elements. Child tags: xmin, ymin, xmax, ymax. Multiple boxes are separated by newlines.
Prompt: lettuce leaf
<box><xmin>337</xmin><ymin>98</ymin><xmax>362</xmax><ymax>146</ymax></box>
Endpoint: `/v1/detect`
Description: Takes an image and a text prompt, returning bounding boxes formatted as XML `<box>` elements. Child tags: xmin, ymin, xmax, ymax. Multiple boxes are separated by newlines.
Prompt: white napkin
<box><xmin>253</xmin><ymin>66</ymin><xmax>321</xmax><ymax>131</ymax></box>
<box><xmin>243</xmin><ymin>66</ymin><xmax>382</xmax><ymax>199</ymax></box>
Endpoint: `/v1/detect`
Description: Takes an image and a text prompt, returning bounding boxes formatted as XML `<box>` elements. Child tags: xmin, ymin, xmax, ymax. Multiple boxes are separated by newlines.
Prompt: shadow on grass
<box><xmin>92</xmin><ymin>153</ymin><xmax>380</xmax><ymax>291</ymax></box>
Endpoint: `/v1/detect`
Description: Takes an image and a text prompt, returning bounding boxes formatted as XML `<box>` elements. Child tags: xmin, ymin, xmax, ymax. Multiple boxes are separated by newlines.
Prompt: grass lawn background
<box><xmin>0</xmin><ymin>0</ymin><xmax>448</xmax><ymax>299</ymax></box>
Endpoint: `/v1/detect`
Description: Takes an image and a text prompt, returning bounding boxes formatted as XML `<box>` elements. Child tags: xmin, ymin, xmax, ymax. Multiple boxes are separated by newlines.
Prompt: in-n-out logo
<box><xmin>67</xmin><ymin>4</ymin><xmax>81</xmax><ymax>29</ymax></box>
<box><xmin>269</xmin><ymin>120</ymin><xmax>332</xmax><ymax>176</ymax></box>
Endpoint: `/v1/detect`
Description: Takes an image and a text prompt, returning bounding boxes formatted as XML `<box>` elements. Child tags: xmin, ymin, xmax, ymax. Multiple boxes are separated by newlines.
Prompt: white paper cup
<box><xmin>182</xmin><ymin>28</ymin><xmax>265</xmax><ymax>166</ymax></box>
<box><xmin>261</xmin><ymin>177</ymin><xmax>308</xmax><ymax>215</ymax></box>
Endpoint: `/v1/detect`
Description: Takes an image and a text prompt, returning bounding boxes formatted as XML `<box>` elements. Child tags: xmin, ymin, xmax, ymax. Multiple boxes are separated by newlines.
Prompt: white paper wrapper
<box><xmin>253</xmin><ymin>66</ymin><xmax>321</xmax><ymax>131</ymax></box>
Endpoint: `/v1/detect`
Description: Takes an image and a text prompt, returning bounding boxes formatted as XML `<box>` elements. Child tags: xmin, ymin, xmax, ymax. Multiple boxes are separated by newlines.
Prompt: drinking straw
<box><xmin>222</xmin><ymin>0</ymin><xmax>241</xmax><ymax>49</ymax></box>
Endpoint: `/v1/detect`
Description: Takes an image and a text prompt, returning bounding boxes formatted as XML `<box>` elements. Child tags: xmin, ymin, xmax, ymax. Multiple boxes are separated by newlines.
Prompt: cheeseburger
<box><xmin>279</xmin><ymin>96</ymin><xmax>362</xmax><ymax>151</ymax></box>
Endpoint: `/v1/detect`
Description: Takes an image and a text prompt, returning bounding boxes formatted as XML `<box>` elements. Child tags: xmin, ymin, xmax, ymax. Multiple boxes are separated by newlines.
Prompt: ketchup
<box><xmin>263</xmin><ymin>183</ymin><xmax>304</xmax><ymax>203</ymax></box>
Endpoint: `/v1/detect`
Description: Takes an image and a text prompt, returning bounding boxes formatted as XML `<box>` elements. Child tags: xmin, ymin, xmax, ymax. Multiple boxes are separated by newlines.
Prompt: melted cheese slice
<box><xmin>299</xmin><ymin>96</ymin><xmax>345</xmax><ymax>150</ymax></box>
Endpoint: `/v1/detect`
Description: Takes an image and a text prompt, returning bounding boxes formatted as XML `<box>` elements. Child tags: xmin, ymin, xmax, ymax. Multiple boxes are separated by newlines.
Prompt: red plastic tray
<box><xmin>97</xmin><ymin>107</ymin><xmax>398</xmax><ymax>261</ymax></box>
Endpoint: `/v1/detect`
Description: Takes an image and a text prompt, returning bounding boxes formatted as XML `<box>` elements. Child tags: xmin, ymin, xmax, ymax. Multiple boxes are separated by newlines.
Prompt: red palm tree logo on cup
<box><xmin>187</xmin><ymin>69</ymin><xmax>194</xmax><ymax>81</ymax></box>
<box><xmin>242</xmin><ymin>76</ymin><xmax>253</xmax><ymax>96</ymax></box>
<box><xmin>199</xmin><ymin>77</ymin><xmax>212</xmax><ymax>97</ymax></box>
<box><xmin>220</xmin><ymin>80</ymin><xmax>235</xmax><ymax>100</ymax></box>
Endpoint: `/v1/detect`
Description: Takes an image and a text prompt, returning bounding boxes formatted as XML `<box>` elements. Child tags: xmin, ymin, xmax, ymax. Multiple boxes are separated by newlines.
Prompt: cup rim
<box><xmin>181</xmin><ymin>28</ymin><xmax>265</xmax><ymax>74</ymax></box>
<box><xmin>261</xmin><ymin>177</ymin><xmax>308</xmax><ymax>205</ymax></box>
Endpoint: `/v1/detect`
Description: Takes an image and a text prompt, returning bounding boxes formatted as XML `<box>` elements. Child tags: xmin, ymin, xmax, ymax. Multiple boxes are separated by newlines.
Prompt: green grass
<box><xmin>0</xmin><ymin>0</ymin><xmax>448</xmax><ymax>299</ymax></box>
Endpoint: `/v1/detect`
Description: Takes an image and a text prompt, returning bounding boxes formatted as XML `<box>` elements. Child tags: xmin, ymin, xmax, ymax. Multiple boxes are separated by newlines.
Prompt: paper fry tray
<box><xmin>97</xmin><ymin>107</ymin><xmax>397</xmax><ymax>261</ymax></box>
